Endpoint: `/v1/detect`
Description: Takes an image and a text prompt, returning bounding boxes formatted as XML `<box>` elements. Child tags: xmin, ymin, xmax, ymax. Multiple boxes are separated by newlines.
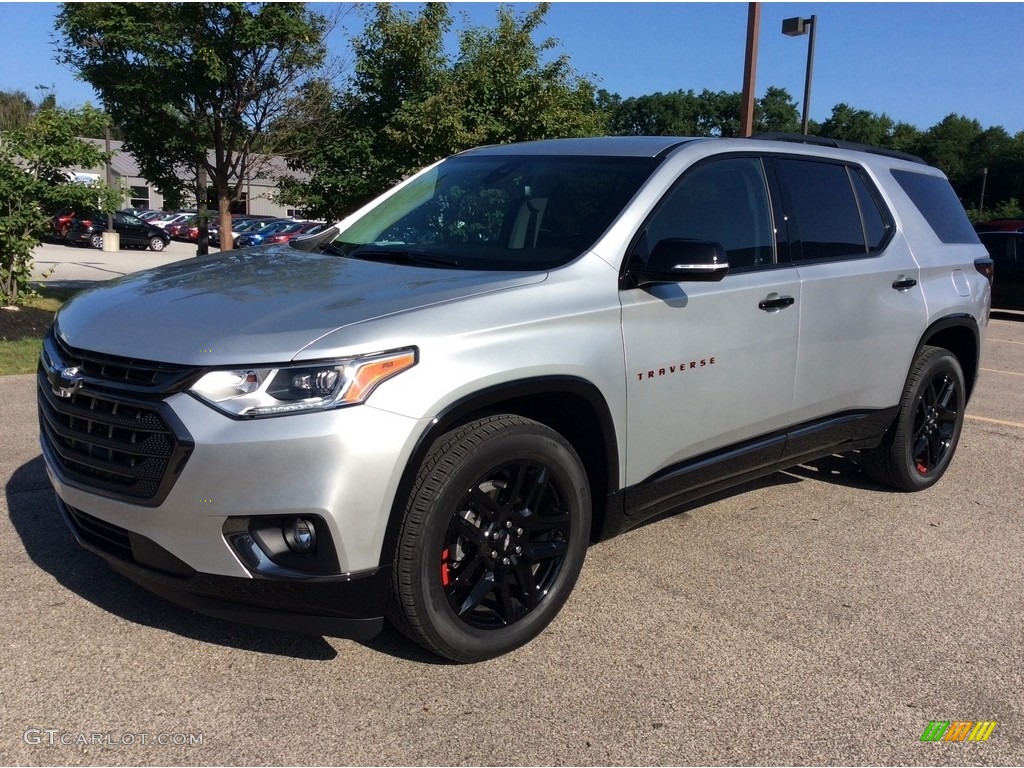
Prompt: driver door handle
<box><xmin>758</xmin><ymin>294</ymin><xmax>795</xmax><ymax>311</ymax></box>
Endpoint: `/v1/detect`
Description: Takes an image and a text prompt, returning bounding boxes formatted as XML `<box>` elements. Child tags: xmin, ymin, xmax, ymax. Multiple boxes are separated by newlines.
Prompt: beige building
<box><xmin>75</xmin><ymin>138</ymin><xmax>307</xmax><ymax>218</ymax></box>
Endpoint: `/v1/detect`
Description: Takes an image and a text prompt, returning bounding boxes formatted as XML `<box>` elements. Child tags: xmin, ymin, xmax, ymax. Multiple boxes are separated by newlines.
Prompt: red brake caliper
<box><xmin>441</xmin><ymin>548</ymin><xmax>451</xmax><ymax>587</ymax></box>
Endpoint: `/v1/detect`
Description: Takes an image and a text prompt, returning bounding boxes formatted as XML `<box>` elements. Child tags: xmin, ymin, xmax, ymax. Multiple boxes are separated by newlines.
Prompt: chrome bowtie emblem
<box><xmin>52</xmin><ymin>366</ymin><xmax>84</xmax><ymax>399</ymax></box>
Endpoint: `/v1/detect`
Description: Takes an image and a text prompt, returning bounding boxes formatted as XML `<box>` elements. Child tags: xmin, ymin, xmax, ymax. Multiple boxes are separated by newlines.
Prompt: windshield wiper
<box><xmin>348</xmin><ymin>247</ymin><xmax>461</xmax><ymax>269</ymax></box>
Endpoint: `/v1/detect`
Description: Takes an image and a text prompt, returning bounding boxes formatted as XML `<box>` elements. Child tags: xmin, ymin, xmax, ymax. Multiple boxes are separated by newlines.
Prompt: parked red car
<box><xmin>261</xmin><ymin>221</ymin><xmax>326</xmax><ymax>244</ymax></box>
<box><xmin>975</xmin><ymin>218</ymin><xmax>1024</xmax><ymax>233</ymax></box>
<box><xmin>51</xmin><ymin>209</ymin><xmax>77</xmax><ymax>238</ymax></box>
<box><xmin>167</xmin><ymin>216</ymin><xmax>199</xmax><ymax>241</ymax></box>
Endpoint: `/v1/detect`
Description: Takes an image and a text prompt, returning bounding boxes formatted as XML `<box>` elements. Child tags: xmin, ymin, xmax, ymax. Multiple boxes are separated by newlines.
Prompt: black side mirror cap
<box><xmin>630</xmin><ymin>239</ymin><xmax>730</xmax><ymax>287</ymax></box>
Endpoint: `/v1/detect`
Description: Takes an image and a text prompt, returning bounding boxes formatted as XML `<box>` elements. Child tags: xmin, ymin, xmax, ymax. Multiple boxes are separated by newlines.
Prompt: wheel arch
<box><xmin>917</xmin><ymin>314</ymin><xmax>982</xmax><ymax>402</ymax></box>
<box><xmin>377</xmin><ymin>376</ymin><xmax>621</xmax><ymax>569</ymax></box>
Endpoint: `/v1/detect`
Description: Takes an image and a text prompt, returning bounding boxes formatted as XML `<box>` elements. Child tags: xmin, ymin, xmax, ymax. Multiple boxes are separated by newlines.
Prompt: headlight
<box><xmin>189</xmin><ymin>348</ymin><xmax>417</xmax><ymax>417</ymax></box>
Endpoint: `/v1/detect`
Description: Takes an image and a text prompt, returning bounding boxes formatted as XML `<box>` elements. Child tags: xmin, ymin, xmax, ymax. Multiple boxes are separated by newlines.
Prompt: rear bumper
<box><xmin>56</xmin><ymin>496</ymin><xmax>388</xmax><ymax>640</ymax></box>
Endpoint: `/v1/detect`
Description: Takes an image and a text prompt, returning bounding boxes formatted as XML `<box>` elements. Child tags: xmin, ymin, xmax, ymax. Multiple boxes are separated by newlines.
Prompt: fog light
<box><xmin>283</xmin><ymin>517</ymin><xmax>317</xmax><ymax>554</ymax></box>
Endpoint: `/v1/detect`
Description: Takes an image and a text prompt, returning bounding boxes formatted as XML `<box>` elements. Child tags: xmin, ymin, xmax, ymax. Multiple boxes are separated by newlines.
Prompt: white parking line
<box><xmin>981</xmin><ymin>368</ymin><xmax>1024</xmax><ymax>377</ymax></box>
<box><xmin>987</xmin><ymin>338</ymin><xmax>1024</xmax><ymax>345</ymax></box>
<box><xmin>967</xmin><ymin>414</ymin><xmax>1024</xmax><ymax>429</ymax></box>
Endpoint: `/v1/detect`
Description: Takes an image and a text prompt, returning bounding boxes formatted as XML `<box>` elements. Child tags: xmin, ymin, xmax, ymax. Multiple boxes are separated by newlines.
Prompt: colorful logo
<box><xmin>920</xmin><ymin>721</ymin><xmax>997</xmax><ymax>742</ymax></box>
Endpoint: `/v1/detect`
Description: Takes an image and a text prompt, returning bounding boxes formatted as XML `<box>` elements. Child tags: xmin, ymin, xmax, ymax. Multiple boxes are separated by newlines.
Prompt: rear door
<box><xmin>775</xmin><ymin>157</ymin><xmax>926</xmax><ymax>426</ymax></box>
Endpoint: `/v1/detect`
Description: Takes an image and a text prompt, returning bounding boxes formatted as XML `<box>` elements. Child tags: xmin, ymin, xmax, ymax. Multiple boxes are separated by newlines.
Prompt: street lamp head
<box><xmin>782</xmin><ymin>17</ymin><xmax>811</xmax><ymax>36</ymax></box>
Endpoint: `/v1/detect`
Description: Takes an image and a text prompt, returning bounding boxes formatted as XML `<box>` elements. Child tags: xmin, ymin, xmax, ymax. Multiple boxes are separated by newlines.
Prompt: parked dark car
<box><xmin>120</xmin><ymin>207</ymin><xmax>161</xmax><ymax>220</ymax></box>
<box><xmin>210</xmin><ymin>216</ymin><xmax>273</xmax><ymax>247</ymax></box>
<box><xmin>977</xmin><ymin>229</ymin><xmax>1024</xmax><ymax>309</ymax></box>
<box><xmin>67</xmin><ymin>211</ymin><xmax>171</xmax><ymax>251</ymax></box>
<box><xmin>234</xmin><ymin>218</ymin><xmax>294</xmax><ymax>248</ymax></box>
<box><xmin>260</xmin><ymin>220</ymin><xmax>326</xmax><ymax>245</ymax></box>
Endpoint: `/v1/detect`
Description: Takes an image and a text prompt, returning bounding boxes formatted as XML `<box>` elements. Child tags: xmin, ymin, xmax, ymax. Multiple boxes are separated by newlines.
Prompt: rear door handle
<box><xmin>758</xmin><ymin>294</ymin><xmax>795</xmax><ymax>311</ymax></box>
<box><xmin>892</xmin><ymin>277</ymin><xmax>917</xmax><ymax>291</ymax></box>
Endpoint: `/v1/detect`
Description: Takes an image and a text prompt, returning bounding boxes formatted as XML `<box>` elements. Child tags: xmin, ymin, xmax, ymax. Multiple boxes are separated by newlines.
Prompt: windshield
<box><xmin>328</xmin><ymin>154</ymin><xmax>659</xmax><ymax>270</ymax></box>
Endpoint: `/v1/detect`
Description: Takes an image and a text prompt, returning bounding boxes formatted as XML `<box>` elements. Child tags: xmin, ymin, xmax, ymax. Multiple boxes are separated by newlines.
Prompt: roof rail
<box><xmin>750</xmin><ymin>132</ymin><xmax>927</xmax><ymax>165</ymax></box>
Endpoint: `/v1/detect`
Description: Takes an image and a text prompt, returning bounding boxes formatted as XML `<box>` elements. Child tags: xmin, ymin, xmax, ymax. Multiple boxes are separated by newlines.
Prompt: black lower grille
<box><xmin>63</xmin><ymin>502</ymin><xmax>134</xmax><ymax>561</ymax></box>
<box><xmin>37</xmin><ymin>330</ymin><xmax>194</xmax><ymax>505</ymax></box>
<box><xmin>58</xmin><ymin>500</ymin><xmax>196</xmax><ymax>576</ymax></box>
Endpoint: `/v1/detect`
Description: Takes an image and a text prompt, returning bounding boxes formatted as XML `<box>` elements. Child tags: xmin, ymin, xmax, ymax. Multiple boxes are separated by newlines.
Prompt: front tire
<box><xmin>388</xmin><ymin>415</ymin><xmax>591</xmax><ymax>662</ymax></box>
<box><xmin>149</xmin><ymin>236</ymin><xmax>166</xmax><ymax>252</ymax></box>
<box><xmin>862</xmin><ymin>346</ymin><xmax>966</xmax><ymax>491</ymax></box>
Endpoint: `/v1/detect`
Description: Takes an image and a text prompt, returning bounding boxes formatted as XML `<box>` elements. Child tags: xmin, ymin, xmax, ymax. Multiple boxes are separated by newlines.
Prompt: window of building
<box><xmin>129</xmin><ymin>185</ymin><xmax>149</xmax><ymax>209</ymax></box>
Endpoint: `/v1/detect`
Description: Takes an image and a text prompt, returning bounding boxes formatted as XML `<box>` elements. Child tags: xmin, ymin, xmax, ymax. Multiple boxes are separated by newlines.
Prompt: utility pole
<box><xmin>979</xmin><ymin>167</ymin><xmax>988</xmax><ymax>219</ymax></box>
<box><xmin>105</xmin><ymin>123</ymin><xmax>114</xmax><ymax>231</ymax></box>
<box><xmin>196</xmin><ymin>163</ymin><xmax>209</xmax><ymax>257</ymax></box>
<box><xmin>740</xmin><ymin>3</ymin><xmax>761</xmax><ymax>137</ymax></box>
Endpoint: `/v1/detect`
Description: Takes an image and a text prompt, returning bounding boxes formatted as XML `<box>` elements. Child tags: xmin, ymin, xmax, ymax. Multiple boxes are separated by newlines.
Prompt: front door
<box><xmin>619</xmin><ymin>155</ymin><xmax>800</xmax><ymax>517</ymax></box>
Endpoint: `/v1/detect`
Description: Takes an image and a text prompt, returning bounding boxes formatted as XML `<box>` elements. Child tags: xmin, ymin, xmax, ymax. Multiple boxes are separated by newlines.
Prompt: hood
<box><xmin>54</xmin><ymin>245</ymin><xmax>546</xmax><ymax>364</ymax></box>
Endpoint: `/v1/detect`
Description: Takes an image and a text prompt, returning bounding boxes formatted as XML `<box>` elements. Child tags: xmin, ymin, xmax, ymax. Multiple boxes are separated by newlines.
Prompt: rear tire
<box><xmin>89</xmin><ymin>233</ymin><xmax>103</xmax><ymax>250</ymax></box>
<box><xmin>388</xmin><ymin>415</ymin><xmax>590</xmax><ymax>662</ymax></box>
<box><xmin>862</xmin><ymin>346</ymin><xmax>966</xmax><ymax>491</ymax></box>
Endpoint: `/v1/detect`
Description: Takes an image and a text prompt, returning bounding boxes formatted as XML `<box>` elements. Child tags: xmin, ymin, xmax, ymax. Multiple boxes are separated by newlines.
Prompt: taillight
<box><xmin>975</xmin><ymin>257</ymin><xmax>994</xmax><ymax>284</ymax></box>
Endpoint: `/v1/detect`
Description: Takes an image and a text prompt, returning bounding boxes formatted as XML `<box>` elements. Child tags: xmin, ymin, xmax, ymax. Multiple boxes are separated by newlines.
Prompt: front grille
<box><xmin>38</xmin><ymin>329</ymin><xmax>194</xmax><ymax>505</ymax></box>
<box><xmin>47</xmin><ymin>331</ymin><xmax>192</xmax><ymax>393</ymax></box>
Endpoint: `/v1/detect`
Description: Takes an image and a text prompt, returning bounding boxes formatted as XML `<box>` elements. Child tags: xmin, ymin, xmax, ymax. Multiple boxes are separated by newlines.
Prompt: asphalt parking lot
<box><xmin>2</xmin><ymin>249</ymin><xmax>1023</xmax><ymax>764</ymax></box>
<box><xmin>30</xmin><ymin>238</ymin><xmax>213</xmax><ymax>286</ymax></box>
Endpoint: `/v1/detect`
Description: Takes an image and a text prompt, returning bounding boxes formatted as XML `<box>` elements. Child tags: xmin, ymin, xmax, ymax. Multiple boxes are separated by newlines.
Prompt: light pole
<box><xmin>782</xmin><ymin>14</ymin><xmax>816</xmax><ymax>135</ymax></box>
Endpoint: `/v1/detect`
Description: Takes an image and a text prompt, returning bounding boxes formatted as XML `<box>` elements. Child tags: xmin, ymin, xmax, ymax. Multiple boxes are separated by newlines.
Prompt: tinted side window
<box><xmin>642</xmin><ymin>156</ymin><xmax>775</xmax><ymax>269</ymax></box>
<box><xmin>851</xmin><ymin>171</ymin><xmax>890</xmax><ymax>250</ymax></box>
<box><xmin>775</xmin><ymin>158</ymin><xmax>878</xmax><ymax>261</ymax></box>
<box><xmin>891</xmin><ymin>170</ymin><xmax>979</xmax><ymax>244</ymax></box>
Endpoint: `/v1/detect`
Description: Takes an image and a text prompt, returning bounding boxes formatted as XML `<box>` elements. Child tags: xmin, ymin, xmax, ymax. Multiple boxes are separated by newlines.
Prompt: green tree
<box><xmin>55</xmin><ymin>2</ymin><xmax>330</xmax><ymax>250</ymax></box>
<box><xmin>888</xmin><ymin>122</ymin><xmax>924</xmax><ymax>156</ymax></box>
<box><xmin>605</xmin><ymin>90</ymin><xmax>702</xmax><ymax>136</ymax></box>
<box><xmin>280</xmin><ymin>2</ymin><xmax>603</xmax><ymax>220</ymax></box>
<box><xmin>696</xmin><ymin>89</ymin><xmax>742</xmax><ymax>137</ymax></box>
<box><xmin>416</xmin><ymin>3</ymin><xmax>605</xmax><ymax>150</ymax></box>
<box><xmin>917</xmin><ymin>114</ymin><xmax>983</xmax><ymax>191</ymax></box>
<box><xmin>754</xmin><ymin>86</ymin><xmax>800</xmax><ymax>134</ymax></box>
<box><xmin>605</xmin><ymin>86</ymin><xmax>799</xmax><ymax>138</ymax></box>
<box><xmin>818</xmin><ymin>103</ymin><xmax>895</xmax><ymax>146</ymax></box>
<box><xmin>0</xmin><ymin>90</ymin><xmax>36</xmax><ymax>132</ymax></box>
<box><xmin>0</xmin><ymin>108</ymin><xmax>121</xmax><ymax>305</ymax></box>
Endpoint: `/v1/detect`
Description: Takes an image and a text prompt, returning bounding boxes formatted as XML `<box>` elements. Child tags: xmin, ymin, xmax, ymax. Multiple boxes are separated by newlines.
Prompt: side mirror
<box><xmin>631</xmin><ymin>239</ymin><xmax>729</xmax><ymax>286</ymax></box>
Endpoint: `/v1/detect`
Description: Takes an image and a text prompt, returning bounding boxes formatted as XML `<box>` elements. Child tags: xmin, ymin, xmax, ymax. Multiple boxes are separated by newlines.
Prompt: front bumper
<box><xmin>39</xmin><ymin>354</ymin><xmax>427</xmax><ymax>640</ymax></box>
<box><xmin>56</xmin><ymin>496</ymin><xmax>388</xmax><ymax>639</ymax></box>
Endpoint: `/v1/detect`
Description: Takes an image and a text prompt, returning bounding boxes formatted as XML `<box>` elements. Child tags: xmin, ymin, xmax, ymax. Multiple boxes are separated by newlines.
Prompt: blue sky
<box><xmin>1</xmin><ymin>2</ymin><xmax>1022</xmax><ymax>134</ymax></box>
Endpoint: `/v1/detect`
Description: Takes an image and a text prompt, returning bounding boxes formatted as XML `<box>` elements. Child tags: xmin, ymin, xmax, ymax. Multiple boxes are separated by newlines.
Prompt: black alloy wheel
<box><xmin>863</xmin><ymin>345</ymin><xmax>966</xmax><ymax>491</ymax></box>
<box><xmin>389</xmin><ymin>414</ymin><xmax>590</xmax><ymax>662</ymax></box>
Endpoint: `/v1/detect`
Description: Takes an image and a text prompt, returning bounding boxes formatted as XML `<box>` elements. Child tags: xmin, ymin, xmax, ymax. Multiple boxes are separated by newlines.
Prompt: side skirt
<box><xmin>599</xmin><ymin>407</ymin><xmax>898</xmax><ymax>540</ymax></box>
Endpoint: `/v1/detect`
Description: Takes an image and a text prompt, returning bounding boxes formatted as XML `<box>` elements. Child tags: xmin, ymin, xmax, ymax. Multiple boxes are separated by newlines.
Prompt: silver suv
<box><xmin>39</xmin><ymin>135</ymin><xmax>993</xmax><ymax>662</ymax></box>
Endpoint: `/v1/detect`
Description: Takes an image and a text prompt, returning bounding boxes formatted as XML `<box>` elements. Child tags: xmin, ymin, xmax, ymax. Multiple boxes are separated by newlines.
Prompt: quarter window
<box><xmin>892</xmin><ymin>169</ymin><xmax>979</xmax><ymax>244</ymax></box>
